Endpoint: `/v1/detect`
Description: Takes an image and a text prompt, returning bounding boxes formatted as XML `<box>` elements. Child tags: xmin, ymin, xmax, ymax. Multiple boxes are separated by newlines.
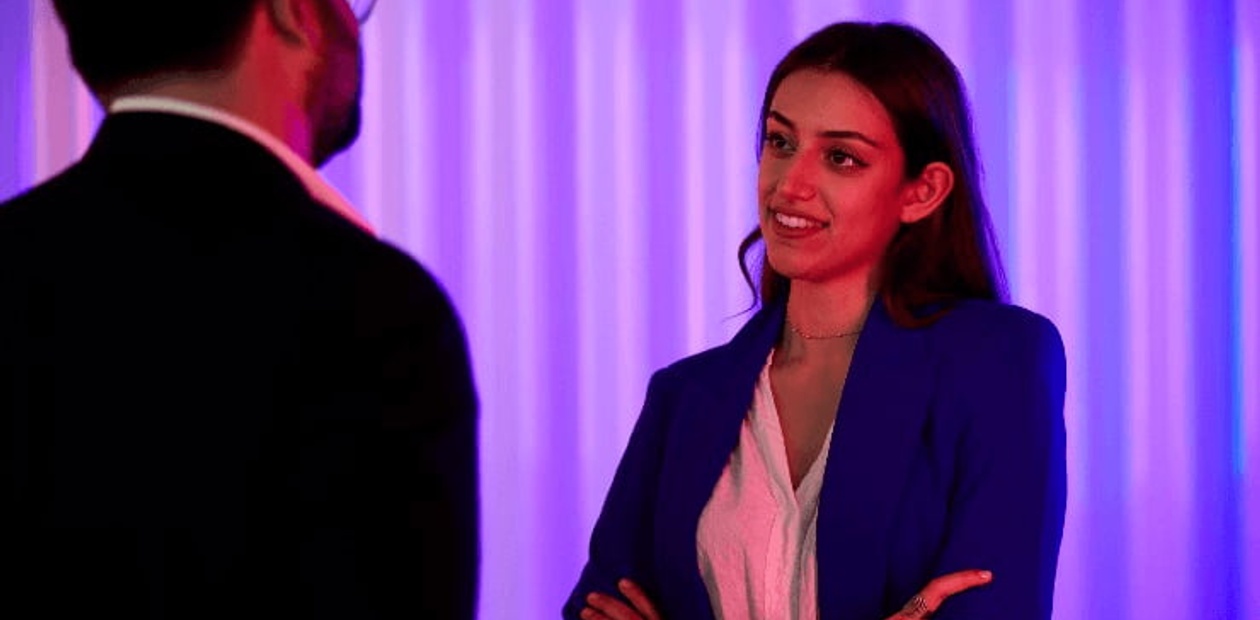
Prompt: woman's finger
<box><xmin>893</xmin><ymin>569</ymin><xmax>992</xmax><ymax>619</ymax></box>
<box><xmin>580</xmin><ymin>606</ymin><xmax>611</xmax><ymax>620</ymax></box>
<box><xmin>617</xmin><ymin>579</ymin><xmax>662</xmax><ymax>620</ymax></box>
<box><xmin>584</xmin><ymin>591</ymin><xmax>644</xmax><ymax>620</ymax></box>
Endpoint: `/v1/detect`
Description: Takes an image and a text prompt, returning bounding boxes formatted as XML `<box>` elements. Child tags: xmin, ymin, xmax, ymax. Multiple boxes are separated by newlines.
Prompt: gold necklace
<box><xmin>786</xmin><ymin>319</ymin><xmax>863</xmax><ymax>340</ymax></box>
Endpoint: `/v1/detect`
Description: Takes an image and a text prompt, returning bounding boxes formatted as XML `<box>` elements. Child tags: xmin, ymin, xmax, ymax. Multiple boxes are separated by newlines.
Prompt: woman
<box><xmin>566</xmin><ymin>21</ymin><xmax>1066</xmax><ymax>620</ymax></box>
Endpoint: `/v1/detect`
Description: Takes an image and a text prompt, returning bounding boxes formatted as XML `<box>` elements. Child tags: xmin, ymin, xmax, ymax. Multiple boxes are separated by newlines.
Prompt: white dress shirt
<box><xmin>108</xmin><ymin>95</ymin><xmax>375</xmax><ymax>235</ymax></box>
<box><xmin>697</xmin><ymin>352</ymin><xmax>834</xmax><ymax>620</ymax></box>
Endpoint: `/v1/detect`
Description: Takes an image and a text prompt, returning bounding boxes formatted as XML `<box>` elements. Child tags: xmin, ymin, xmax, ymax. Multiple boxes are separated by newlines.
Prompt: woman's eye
<box><xmin>765</xmin><ymin>132</ymin><xmax>793</xmax><ymax>153</ymax></box>
<box><xmin>827</xmin><ymin>149</ymin><xmax>862</xmax><ymax>168</ymax></box>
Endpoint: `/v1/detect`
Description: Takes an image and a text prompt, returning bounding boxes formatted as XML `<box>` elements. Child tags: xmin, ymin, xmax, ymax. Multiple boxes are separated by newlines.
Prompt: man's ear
<box><xmin>266</xmin><ymin>0</ymin><xmax>320</xmax><ymax>48</ymax></box>
<box><xmin>900</xmin><ymin>162</ymin><xmax>955</xmax><ymax>224</ymax></box>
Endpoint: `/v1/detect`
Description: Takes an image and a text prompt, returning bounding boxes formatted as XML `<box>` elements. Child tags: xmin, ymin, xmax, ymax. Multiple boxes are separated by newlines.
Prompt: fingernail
<box><xmin>586</xmin><ymin>593</ymin><xmax>599</xmax><ymax>604</ymax></box>
<box><xmin>979</xmin><ymin>570</ymin><xmax>993</xmax><ymax>580</ymax></box>
<box><xmin>618</xmin><ymin>578</ymin><xmax>632</xmax><ymax>591</ymax></box>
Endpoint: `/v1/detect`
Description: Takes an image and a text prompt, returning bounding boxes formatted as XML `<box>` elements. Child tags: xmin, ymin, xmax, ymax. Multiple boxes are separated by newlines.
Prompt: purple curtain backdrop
<box><xmin>1</xmin><ymin>1</ymin><xmax>1256</xmax><ymax>618</ymax></box>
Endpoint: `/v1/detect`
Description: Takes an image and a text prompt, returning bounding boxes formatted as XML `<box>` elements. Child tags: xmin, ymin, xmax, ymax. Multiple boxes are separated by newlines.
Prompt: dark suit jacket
<box><xmin>565</xmin><ymin>298</ymin><xmax>1066</xmax><ymax>619</ymax></box>
<box><xmin>0</xmin><ymin>113</ymin><xmax>479</xmax><ymax>619</ymax></box>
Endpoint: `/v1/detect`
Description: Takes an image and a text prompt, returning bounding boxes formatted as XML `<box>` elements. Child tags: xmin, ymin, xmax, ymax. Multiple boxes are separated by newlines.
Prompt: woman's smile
<box><xmin>769</xmin><ymin>207</ymin><xmax>829</xmax><ymax>238</ymax></box>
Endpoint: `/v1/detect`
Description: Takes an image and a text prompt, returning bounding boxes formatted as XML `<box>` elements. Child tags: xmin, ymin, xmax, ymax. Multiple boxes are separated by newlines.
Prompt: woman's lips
<box><xmin>769</xmin><ymin>208</ymin><xmax>827</xmax><ymax>237</ymax></box>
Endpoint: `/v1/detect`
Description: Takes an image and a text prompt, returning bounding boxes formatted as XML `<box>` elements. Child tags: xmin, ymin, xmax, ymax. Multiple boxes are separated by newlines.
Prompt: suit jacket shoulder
<box><xmin>1</xmin><ymin>112</ymin><xmax>480</xmax><ymax>619</ymax></box>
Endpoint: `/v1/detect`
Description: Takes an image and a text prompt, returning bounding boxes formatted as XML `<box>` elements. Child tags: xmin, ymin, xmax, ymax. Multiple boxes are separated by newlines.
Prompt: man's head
<box><xmin>51</xmin><ymin>0</ymin><xmax>370</xmax><ymax>165</ymax></box>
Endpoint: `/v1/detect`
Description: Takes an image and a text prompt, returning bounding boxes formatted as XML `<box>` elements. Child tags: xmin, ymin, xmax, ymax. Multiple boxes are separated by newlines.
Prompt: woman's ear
<box><xmin>266</xmin><ymin>0</ymin><xmax>319</xmax><ymax>48</ymax></box>
<box><xmin>900</xmin><ymin>162</ymin><xmax>955</xmax><ymax>224</ymax></box>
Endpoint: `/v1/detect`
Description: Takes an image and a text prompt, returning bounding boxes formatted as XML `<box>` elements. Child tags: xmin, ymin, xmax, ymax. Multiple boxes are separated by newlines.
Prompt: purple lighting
<box><xmin>0</xmin><ymin>1</ymin><xmax>1254</xmax><ymax>617</ymax></box>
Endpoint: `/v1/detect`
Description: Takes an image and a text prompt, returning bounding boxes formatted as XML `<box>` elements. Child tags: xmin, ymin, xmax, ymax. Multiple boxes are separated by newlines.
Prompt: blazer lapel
<box><xmin>654</xmin><ymin>302</ymin><xmax>785</xmax><ymax>617</ymax></box>
<box><xmin>653</xmin><ymin>299</ymin><xmax>936</xmax><ymax>618</ymax></box>
<box><xmin>817</xmin><ymin>301</ymin><xmax>935</xmax><ymax>619</ymax></box>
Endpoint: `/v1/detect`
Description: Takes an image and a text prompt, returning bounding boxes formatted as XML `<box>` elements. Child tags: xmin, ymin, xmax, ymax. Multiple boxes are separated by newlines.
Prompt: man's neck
<box><xmin>109</xmin><ymin>74</ymin><xmax>313</xmax><ymax>165</ymax></box>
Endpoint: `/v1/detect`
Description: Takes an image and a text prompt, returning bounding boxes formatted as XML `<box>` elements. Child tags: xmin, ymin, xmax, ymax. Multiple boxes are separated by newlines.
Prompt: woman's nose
<box><xmin>776</xmin><ymin>155</ymin><xmax>818</xmax><ymax>201</ymax></box>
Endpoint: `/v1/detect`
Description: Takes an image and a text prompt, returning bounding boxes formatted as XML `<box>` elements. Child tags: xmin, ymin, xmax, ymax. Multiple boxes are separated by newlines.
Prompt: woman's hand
<box><xmin>580</xmin><ymin>579</ymin><xmax>660</xmax><ymax>620</ymax></box>
<box><xmin>887</xmin><ymin>570</ymin><xmax>993</xmax><ymax>619</ymax></box>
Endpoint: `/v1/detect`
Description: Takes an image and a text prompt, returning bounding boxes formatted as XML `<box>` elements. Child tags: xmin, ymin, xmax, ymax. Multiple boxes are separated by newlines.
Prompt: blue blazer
<box><xmin>565</xmin><ymin>298</ymin><xmax>1066</xmax><ymax>619</ymax></box>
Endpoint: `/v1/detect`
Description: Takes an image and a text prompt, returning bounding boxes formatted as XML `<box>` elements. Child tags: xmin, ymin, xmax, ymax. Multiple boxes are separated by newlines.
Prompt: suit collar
<box><xmin>86</xmin><ymin>110</ymin><xmax>374</xmax><ymax>235</ymax></box>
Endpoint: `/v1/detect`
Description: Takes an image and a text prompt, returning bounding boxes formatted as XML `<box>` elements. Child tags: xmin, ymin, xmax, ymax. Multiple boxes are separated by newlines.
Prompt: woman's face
<box><xmin>758</xmin><ymin>69</ymin><xmax>914</xmax><ymax>289</ymax></box>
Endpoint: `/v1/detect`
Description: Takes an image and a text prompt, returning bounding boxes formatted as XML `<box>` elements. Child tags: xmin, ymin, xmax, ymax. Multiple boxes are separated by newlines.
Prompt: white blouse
<box><xmin>697</xmin><ymin>352</ymin><xmax>835</xmax><ymax>620</ymax></box>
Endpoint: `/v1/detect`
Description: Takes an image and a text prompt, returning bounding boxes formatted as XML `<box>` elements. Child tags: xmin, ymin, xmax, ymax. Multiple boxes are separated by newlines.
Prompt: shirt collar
<box><xmin>108</xmin><ymin>95</ymin><xmax>376</xmax><ymax>236</ymax></box>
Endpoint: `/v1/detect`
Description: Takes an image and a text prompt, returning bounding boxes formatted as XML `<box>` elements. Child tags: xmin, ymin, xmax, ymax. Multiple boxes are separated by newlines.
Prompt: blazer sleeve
<box><xmin>383</xmin><ymin>267</ymin><xmax>480</xmax><ymax>619</ymax></box>
<box><xmin>563</xmin><ymin>370</ymin><xmax>674</xmax><ymax>619</ymax></box>
<box><xmin>929</xmin><ymin>313</ymin><xmax>1068</xmax><ymax>620</ymax></box>
<box><xmin>325</xmin><ymin>254</ymin><xmax>480</xmax><ymax>620</ymax></box>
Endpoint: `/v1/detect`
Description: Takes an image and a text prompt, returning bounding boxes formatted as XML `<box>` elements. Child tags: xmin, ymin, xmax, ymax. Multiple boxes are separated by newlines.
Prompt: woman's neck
<box><xmin>779</xmin><ymin>277</ymin><xmax>875</xmax><ymax>364</ymax></box>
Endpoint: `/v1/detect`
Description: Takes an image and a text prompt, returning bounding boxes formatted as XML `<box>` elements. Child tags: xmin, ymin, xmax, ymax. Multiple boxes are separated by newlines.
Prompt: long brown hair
<box><xmin>739</xmin><ymin>22</ymin><xmax>1007</xmax><ymax>326</ymax></box>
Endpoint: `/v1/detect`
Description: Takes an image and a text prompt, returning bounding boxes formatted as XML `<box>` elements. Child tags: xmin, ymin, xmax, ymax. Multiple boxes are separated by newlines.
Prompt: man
<box><xmin>0</xmin><ymin>1</ymin><xmax>478</xmax><ymax>617</ymax></box>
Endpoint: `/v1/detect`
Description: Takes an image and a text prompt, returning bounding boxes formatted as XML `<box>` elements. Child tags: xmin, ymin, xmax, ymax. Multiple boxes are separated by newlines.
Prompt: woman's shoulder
<box><xmin>932</xmin><ymin>299</ymin><xmax>1060</xmax><ymax>340</ymax></box>
<box><xmin>925</xmin><ymin>301</ymin><xmax>1067</xmax><ymax>429</ymax></box>
<box><xmin>927</xmin><ymin>300</ymin><xmax>1065</xmax><ymax>367</ymax></box>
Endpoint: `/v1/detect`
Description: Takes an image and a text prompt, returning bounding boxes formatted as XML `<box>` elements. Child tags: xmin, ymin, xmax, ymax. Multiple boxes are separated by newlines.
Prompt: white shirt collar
<box><xmin>108</xmin><ymin>95</ymin><xmax>375</xmax><ymax>236</ymax></box>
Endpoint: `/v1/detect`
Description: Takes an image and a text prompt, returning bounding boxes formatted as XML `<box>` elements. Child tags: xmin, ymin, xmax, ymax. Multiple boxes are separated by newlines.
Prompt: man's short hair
<box><xmin>51</xmin><ymin>1</ymin><xmax>261</xmax><ymax>96</ymax></box>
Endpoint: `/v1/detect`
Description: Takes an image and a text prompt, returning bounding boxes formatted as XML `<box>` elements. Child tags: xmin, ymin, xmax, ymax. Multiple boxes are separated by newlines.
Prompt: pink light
<box><xmin>31</xmin><ymin>0</ymin><xmax>96</xmax><ymax>183</ymax></box>
<box><xmin>1237</xmin><ymin>1</ymin><xmax>1259</xmax><ymax>616</ymax></box>
<box><xmin>720</xmin><ymin>2</ymin><xmax>755</xmax><ymax>339</ymax></box>
<box><xmin>683</xmin><ymin>0</ymin><xmax>710</xmax><ymax>355</ymax></box>
<box><xmin>610</xmin><ymin>4</ymin><xmax>648</xmax><ymax>449</ymax></box>
<box><xmin>1122</xmin><ymin>0</ymin><xmax>1194</xmax><ymax>617</ymax></box>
